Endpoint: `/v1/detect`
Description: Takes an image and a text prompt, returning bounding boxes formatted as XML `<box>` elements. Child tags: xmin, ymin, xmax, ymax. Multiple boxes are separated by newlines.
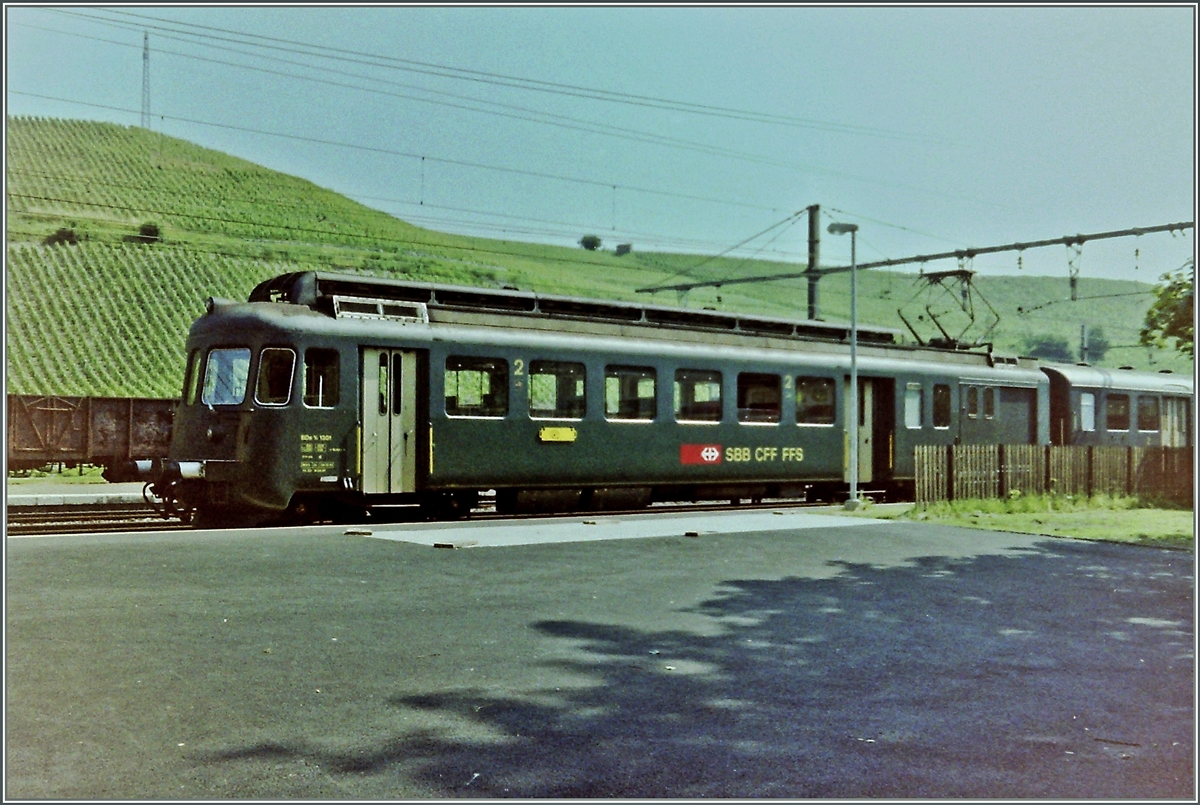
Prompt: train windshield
<box><xmin>201</xmin><ymin>347</ymin><xmax>251</xmax><ymax>406</ymax></box>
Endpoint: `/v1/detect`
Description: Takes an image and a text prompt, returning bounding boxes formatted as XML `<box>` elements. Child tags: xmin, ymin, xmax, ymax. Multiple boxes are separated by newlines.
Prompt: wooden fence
<box><xmin>915</xmin><ymin>445</ymin><xmax>1193</xmax><ymax>506</ymax></box>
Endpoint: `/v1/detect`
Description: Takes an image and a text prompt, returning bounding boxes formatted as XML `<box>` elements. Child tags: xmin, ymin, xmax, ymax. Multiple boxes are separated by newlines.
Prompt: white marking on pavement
<box><xmin>356</xmin><ymin>509</ymin><xmax>885</xmax><ymax>548</ymax></box>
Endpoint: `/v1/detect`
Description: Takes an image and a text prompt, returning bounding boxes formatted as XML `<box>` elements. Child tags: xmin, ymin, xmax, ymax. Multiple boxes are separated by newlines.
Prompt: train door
<box><xmin>1162</xmin><ymin>397</ymin><xmax>1190</xmax><ymax>447</ymax></box>
<box><xmin>844</xmin><ymin>377</ymin><xmax>873</xmax><ymax>484</ymax></box>
<box><xmin>361</xmin><ymin>348</ymin><xmax>418</xmax><ymax>494</ymax></box>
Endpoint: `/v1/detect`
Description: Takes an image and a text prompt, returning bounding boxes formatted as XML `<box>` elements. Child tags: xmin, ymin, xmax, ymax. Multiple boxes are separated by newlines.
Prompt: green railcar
<box><xmin>146</xmin><ymin>271</ymin><xmax>1064</xmax><ymax>525</ymax></box>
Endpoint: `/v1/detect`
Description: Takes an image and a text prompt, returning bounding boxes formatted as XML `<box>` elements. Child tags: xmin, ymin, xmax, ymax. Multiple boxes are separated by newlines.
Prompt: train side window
<box><xmin>605</xmin><ymin>365</ymin><xmax>656</xmax><ymax>421</ymax></box>
<box><xmin>183</xmin><ymin>348</ymin><xmax>202</xmax><ymax>405</ymax></box>
<box><xmin>904</xmin><ymin>382</ymin><xmax>924</xmax><ymax>429</ymax></box>
<box><xmin>966</xmin><ymin>386</ymin><xmax>979</xmax><ymax>419</ymax></box>
<box><xmin>377</xmin><ymin>354</ymin><xmax>389</xmax><ymax>415</ymax></box>
<box><xmin>304</xmin><ymin>348</ymin><xmax>340</xmax><ymax>408</ymax></box>
<box><xmin>983</xmin><ymin>387</ymin><xmax>995</xmax><ymax>419</ymax></box>
<box><xmin>392</xmin><ymin>353</ymin><xmax>405</xmax><ymax>418</ymax></box>
<box><xmin>738</xmin><ymin>373</ymin><xmax>781</xmax><ymax>424</ymax></box>
<box><xmin>796</xmin><ymin>376</ymin><xmax>836</xmax><ymax>425</ymax></box>
<box><xmin>201</xmin><ymin>347</ymin><xmax>251</xmax><ymax>406</ymax></box>
<box><xmin>445</xmin><ymin>356</ymin><xmax>508</xmax><ymax>418</ymax></box>
<box><xmin>529</xmin><ymin>360</ymin><xmax>586</xmax><ymax>419</ymax></box>
<box><xmin>933</xmin><ymin>384</ymin><xmax>951</xmax><ymax>428</ymax></box>
<box><xmin>1137</xmin><ymin>396</ymin><xmax>1160</xmax><ymax>432</ymax></box>
<box><xmin>675</xmin><ymin>369</ymin><xmax>722</xmax><ymax>423</ymax></box>
<box><xmin>1106</xmin><ymin>394</ymin><xmax>1130</xmax><ymax>431</ymax></box>
<box><xmin>255</xmin><ymin>348</ymin><xmax>296</xmax><ymax>406</ymax></box>
<box><xmin>1079</xmin><ymin>392</ymin><xmax>1096</xmax><ymax>432</ymax></box>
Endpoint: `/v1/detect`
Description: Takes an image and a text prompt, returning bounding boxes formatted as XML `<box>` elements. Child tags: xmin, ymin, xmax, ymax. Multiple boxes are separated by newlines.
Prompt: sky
<box><xmin>4</xmin><ymin>4</ymin><xmax>1196</xmax><ymax>289</ymax></box>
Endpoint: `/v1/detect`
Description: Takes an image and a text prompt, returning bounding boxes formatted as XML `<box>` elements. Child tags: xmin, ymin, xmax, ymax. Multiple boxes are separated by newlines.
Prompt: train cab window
<box><xmin>738</xmin><ymin>373</ymin><xmax>781</xmax><ymax>424</ymax></box>
<box><xmin>1079</xmin><ymin>393</ymin><xmax>1096</xmax><ymax>432</ymax></box>
<box><xmin>796</xmin><ymin>376</ymin><xmax>836</xmax><ymax>425</ymax></box>
<box><xmin>932</xmin><ymin>384</ymin><xmax>951</xmax><ymax>428</ymax></box>
<box><xmin>983</xmin><ymin>387</ymin><xmax>995</xmax><ymax>419</ymax></box>
<box><xmin>183</xmin><ymin>348</ymin><xmax>203</xmax><ymax>405</ymax></box>
<box><xmin>605</xmin><ymin>365</ymin><xmax>656</xmax><ymax>421</ymax></box>
<box><xmin>303</xmin><ymin>348</ymin><xmax>340</xmax><ymax>408</ymax></box>
<box><xmin>965</xmin><ymin>386</ymin><xmax>979</xmax><ymax>419</ymax></box>
<box><xmin>1106</xmin><ymin>394</ymin><xmax>1130</xmax><ymax>431</ymax></box>
<box><xmin>201</xmin><ymin>347</ymin><xmax>251</xmax><ymax>406</ymax></box>
<box><xmin>529</xmin><ymin>360</ymin><xmax>586</xmax><ymax>419</ymax></box>
<box><xmin>1137</xmin><ymin>396</ymin><xmax>1160</xmax><ymax>432</ymax></box>
<box><xmin>675</xmin><ymin>369</ymin><xmax>722</xmax><ymax>423</ymax></box>
<box><xmin>445</xmin><ymin>356</ymin><xmax>508</xmax><ymax>418</ymax></box>
<box><xmin>255</xmin><ymin>348</ymin><xmax>296</xmax><ymax>406</ymax></box>
<box><xmin>904</xmin><ymin>383</ymin><xmax>924</xmax><ymax>429</ymax></box>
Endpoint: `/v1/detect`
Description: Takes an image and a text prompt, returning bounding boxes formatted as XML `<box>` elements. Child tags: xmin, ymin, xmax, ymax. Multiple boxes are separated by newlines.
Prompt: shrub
<box><xmin>579</xmin><ymin>234</ymin><xmax>602</xmax><ymax>251</ymax></box>
<box><xmin>42</xmin><ymin>227</ymin><xmax>80</xmax><ymax>246</ymax></box>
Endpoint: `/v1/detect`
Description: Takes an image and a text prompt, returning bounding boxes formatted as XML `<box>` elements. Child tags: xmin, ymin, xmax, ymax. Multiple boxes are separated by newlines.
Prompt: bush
<box><xmin>579</xmin><ymin>234</ymin><xmax>602</xmax><ymax>251</ymax></box>
<box><xmin>42</xmin><ymin>227</ymin><xmax>80</xmax><ymax>246</ymax></box>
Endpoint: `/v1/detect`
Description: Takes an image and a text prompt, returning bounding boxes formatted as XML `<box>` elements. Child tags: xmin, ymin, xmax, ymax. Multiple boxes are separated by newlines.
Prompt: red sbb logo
<box><xmin>680</xmin><ymin>444</ymin><xmax>723</xmax><ymax>465</ymax></box>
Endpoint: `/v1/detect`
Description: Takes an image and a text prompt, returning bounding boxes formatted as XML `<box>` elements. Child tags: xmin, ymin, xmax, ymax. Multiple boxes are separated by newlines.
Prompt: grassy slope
<box><xmin>5</xmin><ymin>116</ymin><xmax>1192</xmax><ymax>397</ymax></box>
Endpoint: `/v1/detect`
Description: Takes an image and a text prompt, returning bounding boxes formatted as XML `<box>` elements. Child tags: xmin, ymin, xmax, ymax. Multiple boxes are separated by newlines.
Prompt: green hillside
<box><xmin>5</xmin><ymin>116</ymin><xmax>1190</xmax><ymax>397</ymax></box>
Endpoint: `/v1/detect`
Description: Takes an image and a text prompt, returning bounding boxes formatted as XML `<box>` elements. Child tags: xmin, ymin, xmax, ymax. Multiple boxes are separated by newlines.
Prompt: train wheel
<box><xmin>421</xmin><ymin>492</ymin><xmax>475</xmax><ymax>521</ymax></box>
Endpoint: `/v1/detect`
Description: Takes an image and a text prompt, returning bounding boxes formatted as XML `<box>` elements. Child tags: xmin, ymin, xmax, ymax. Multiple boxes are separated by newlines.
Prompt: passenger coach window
<box><xmin>1137</xmin><ymin>396</ymin><xmax>1160</xmax><ymax>432</ymax></box>
<box><xmin>983</xmin><ymin>387</ymin><xmax>995</xmax><ymax>419</ymax></box>
<box><xmin>904</xmin><ymin>383</ymin><xmax>924</xmax><ymax>429</ymax></box>
<box><xmin>445</xmin><ymin>356</ymin><xmax>508</xmax><ymax>418</ymax></box>
<box><xmin>605</xmin><ymin>365</ymin><xmax>656</xmax><ymax>421</ymax></box>
<box><xmin>675</xmin><ymin>369</ymin><xmax>722</xmax><ymax>423</ymax></box>
<box><xmin>966</xmin><ymin>387</ymin><xmax>979</xmax><ymax>419</ymax></box>
<box><xmin>529</xmin><ymin>360</ymin><xmax>586</xmax><ymax>419</ymax></box>
<box><xmin>1080</xmin><ymin>393</ymin><xmax>1096</xmax><ymax>432</ymax></box>
<box><xmin>201</xmin><ymin>347</ymin><xmax>251</xmax><ymax>406</ymax></box>
<box><xmin>1106</xmin><ymin>394</ymin><xmax>1130</xmax><ymax>431</ymax></box>
<box><xmin>255</xmin><ymin>348</ymin><xmax>296</xmax><ymax>406</ymax></box>
<box><xmin>796</xmin><ymin>377</ymin><xmax>836</xmax><ymax>425</ymax></box>
<box><xmin>304</xmin><ymin>348</ymin><xmax>340</xmax><ymax>408</ymax></box>
<box><xmin>738</xmin><ymin>373</ymin><xmax>781</xmax><ymax>423</ymax></box>
<box><xmin>933</xmin><ymin>384</ymin><xmax>951</xmax><ymax>428</ymax></box>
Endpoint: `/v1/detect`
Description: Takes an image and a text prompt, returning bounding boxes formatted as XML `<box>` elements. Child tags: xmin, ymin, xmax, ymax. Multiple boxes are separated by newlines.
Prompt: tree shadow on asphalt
<box><xmin>203</xmin><ymin>539</ymin><xmax>1194</xmax><ymax>798</ymax></box>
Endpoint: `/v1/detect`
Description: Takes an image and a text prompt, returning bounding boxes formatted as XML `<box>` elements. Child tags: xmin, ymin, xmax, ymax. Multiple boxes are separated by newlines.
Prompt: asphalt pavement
<box><xmin>4</xmin><ymin>512</ymin><xmax>1194</xmax><ymax>798</ymax></box>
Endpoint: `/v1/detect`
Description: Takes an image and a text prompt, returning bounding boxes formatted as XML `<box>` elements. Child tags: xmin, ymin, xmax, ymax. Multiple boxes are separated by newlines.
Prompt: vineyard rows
<box><xmin>5</xmin><ymin>242</ymin><xmax>282</xmax><ymax>397</ymax></box>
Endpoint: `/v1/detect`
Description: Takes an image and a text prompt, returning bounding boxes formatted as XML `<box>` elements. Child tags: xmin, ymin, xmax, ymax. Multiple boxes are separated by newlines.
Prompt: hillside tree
<box><xmin>1139</xmin><ymin>262</ymin><xmax>1194</xmax><ymax>357</ymax></box>
<box><xmin>1082</xmin><ymin>327</ymin><xmax>1111</xmax><ymax>363</ymax></box>
<box><xmin>1020</xmin><ymin>334</ymin><xmax>1074</xmax><ymax>362</ymax></box>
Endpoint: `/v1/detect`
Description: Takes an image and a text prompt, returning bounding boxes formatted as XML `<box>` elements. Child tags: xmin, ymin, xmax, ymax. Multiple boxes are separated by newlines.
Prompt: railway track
<box><xmin>5</xmin><ymin>495</ymin><xmax>890</xmax><ymax>537</ymax></box>
<box><xmin>6</xmin><ymin>504</ymin><xmax>188</xmax><ymax>536</ymax></box>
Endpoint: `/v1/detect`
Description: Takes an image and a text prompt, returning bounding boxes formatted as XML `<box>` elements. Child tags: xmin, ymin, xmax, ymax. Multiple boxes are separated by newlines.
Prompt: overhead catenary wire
<box><xmin>14</xmin><ymin>14</ymin><xmax>1012</xmax><ymax>211</ymax></box>
<box><xmin>63</xmin><ymin>6</ymin><xmax>941</xmax><ymax>143</ymax></box>
<box><xmin>8</xmin><ymin>92</ymin><xmax>780</xmax><ymax>216</ymax></box>
<box><xmin>645</xmin><ymin>209</ymin><xmax>811</xmax><ymax>288</ymax></box>
<box><xmin>8</xmin><ymin>195</ymin><xmax>764</xmax><ymax>278</ymax></box>
<box><xmin>31</xmin><ymin>13</ymin><xmax>830</xmax><ymax>179</ymax></box>
<box><xmin>8</xmin><ymin>167</ymin><xmax>794</xmax><ymax>257</ymax></box>
<box><xmin>639</xmin><ymin>221</ymin><xmax>1196</xmax><ymax>293</ymax></box>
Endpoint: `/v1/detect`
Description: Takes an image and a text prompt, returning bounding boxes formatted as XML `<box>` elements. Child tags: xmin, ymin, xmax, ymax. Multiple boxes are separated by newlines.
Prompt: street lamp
<box><xmin>827</xmin><ymin>221</ymin><xmax>860</xmax><ymax>510</ymax></box>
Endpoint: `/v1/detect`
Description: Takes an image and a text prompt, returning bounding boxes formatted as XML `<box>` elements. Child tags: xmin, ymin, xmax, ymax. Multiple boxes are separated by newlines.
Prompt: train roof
<box><xmin>1039</xmin><ymin>362</ymin><xmax>1194</xmax><ymax>396</ymax></box>
<box><xmin>248</xmin><ymin>271</ymin><xmax>904</xmax><ymax>346</ymax></box>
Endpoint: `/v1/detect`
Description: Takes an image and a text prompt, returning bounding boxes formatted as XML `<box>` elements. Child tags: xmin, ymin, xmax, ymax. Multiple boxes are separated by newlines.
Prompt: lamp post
<box><xmin>827</xmin><ymin>221</ymin><xmax>860</xmax><ymax>510</ymax></box>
